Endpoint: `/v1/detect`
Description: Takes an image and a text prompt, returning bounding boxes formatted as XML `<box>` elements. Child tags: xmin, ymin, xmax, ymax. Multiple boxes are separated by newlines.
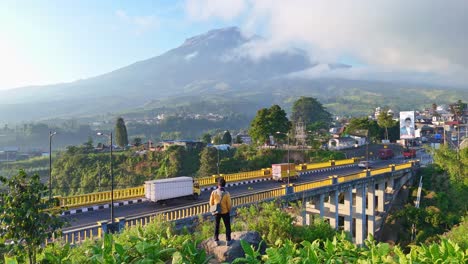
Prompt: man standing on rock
<box><xmin>210</xmin><ymin>178</ymin><xmax>232</xmax><ymax>245</ymax></box>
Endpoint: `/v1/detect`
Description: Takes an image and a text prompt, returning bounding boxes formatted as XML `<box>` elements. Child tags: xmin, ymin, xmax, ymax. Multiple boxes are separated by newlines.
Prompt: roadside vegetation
<box><xmin>386</xmin><ymin>145</ymin><xmax>467</xmax><ymax>246</ymax></box>
<box><xmin>1</xmin><ymin>184</ymin><xmax>466</xmax><ymax>263</ymax></box>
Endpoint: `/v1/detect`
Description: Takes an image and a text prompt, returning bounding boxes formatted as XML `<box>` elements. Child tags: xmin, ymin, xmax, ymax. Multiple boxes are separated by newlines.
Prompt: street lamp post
<box><xmin>216</xmin><ymin>147</ymin><xmax>220</xmax><ymax>176</ymax></box>
<box><xmin>49</xmin><ymin>131</ymin><xmax>57</xmax><ymax>200</ymax></box>
<box><xmin>97</xmin><ymin>132</ymin><xmax>114</xmax><ymax>231</ymax></box>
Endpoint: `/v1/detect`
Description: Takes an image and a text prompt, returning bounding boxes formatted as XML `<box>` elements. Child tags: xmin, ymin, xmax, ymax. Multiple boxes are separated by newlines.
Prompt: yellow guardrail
<box><xmin>56</xmin><ymin>158</ymin><xmax>358</xmax><ymax>209</ymax></box>
<box><xmin>58</xmin><ymin>186</ymin><xmax>144</xmax><ymax>208</ymax></box>
<box><xmin>395</xmin><ymin>163</ymin><xmax>412</xmax><ymax>170</ymax></box>
<box><xmin>195</xmin><ymin>168</ymin><xmax>272</xmax><ymax>187</ymax></box>
<box><xmin>337</xmin><ymin>171</ymin><xmax>367</xmax><ymax>183</ymax></box>
<box><xmin>370</xmin><ymin>167</ymin><xmax>393</xmax><ymax>176</ymax></box>
<box><xmin>294</xmin><ymin>178</ymin><xmax>333</xmax><ymax>193</ymax></box>
<box><xmin>125</xmin><ymin>187</ymin><xmax>286</xmax><ymax>225</ymax></box>
<box><xmin>305</xmin><ymin>161</ymin><xmax>332</xmax><ymax>170</ymax></box>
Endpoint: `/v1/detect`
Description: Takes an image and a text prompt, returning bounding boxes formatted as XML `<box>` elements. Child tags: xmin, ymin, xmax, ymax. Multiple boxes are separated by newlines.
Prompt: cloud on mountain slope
<box><xmin>185</xmin><ymin>0</ymin><xmax>468</xmax><ymax>87</ymax></box>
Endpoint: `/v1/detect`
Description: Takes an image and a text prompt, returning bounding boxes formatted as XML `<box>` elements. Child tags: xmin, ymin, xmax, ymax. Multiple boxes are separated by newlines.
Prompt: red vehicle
<box><xmin>378</xmin><ymin>148</ymin><xmax>394</xmax><ymax>160</ymax></box>
<box><xmin>403</xmin><ymin>148</ymin><xmax>416</xmax><ymax>159</ymax></box>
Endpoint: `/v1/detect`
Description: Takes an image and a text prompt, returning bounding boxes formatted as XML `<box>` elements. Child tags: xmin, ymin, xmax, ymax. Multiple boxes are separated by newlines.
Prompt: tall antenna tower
<box><xmin>295</xmin><ymin>122</ymin><xmax>307</xmax><ymax>146</ymax></box>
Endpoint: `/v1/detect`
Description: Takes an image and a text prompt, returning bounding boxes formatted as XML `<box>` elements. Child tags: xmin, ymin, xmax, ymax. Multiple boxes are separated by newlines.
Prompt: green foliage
<box><xmin>432</xmin><ymin>145</ymin><xmax>468</xmax><ymax>186</ymax></box>
<box><xmin>306</xmin><ymin>149</ymin><xmax>346</xmax><ymax>162</ymax></box>
<box><xmin>212</xmin><ymin>134</ymin><xmax>222</xmax><ymax>144</ymax></box>
<box><xmin>115</xmin><ymin>117</ymin><xmax>129</xmax><ymax>148</ymax></box>
<box><xmin>171</xmin><ymin>239</ymin><xmax>212</xmax><ymax>264</ymax></box>
<box><xmin>234</xmin><ymin>203</ymin><xmax>294</xmax><ymax>245</ymax></box>
<box><xmin>377</xmin><ymin>108</ymin><xmax>394</xmax><ymax>140</ymax></box>
<box><xmin>0</xmin><ymin>171</ymin><xmax>64</xmax><ymax>263</ymax></box>
<box><xmin>291</xmin><ymin>218</ymin><xmax>337</xmax><ymax>243</ymax></box>
<box><xmin>290</xmin><ymin>96</ymin><xmax>332</xmax><ymax>126</ymax></box>
<box><xmin>231</xmin><ymin>240</ymin><xmax>264</xmax><ymax>264</ymax></box>
<box><xmin>442</xmin><ymin>217</ymin><xmax>468</xmax><ymax>250</ymax></box>
<box><xmin>222</xmin><ymin>130</ymin><xmax>232</xmax><ymax>145</ymax></box>
<box><xmin>198</xmin><ymin>147</ymin><xmax>218</xmax><ymax>177</ymax></box>
<box><xmin>249</xmin><ymin>105</ymin><xmax>291</xmax><ymax>145</ymax></box>
<box><xmin>345</xmin><ymin>117</ymin><xmax>381</xmax><ymax>142</ymax></box>
<box><xmin>232</xmin><ymin>202</ymin><xmax>338</xmax><ymax>246</ymax></box>
<box><xmin>132</xmin><ymin>137</ymin><xmax>142</xmax><ymax>147</ymax></box>
<box><xmin>388</xmin><ymin>149</ymin><xmax>468</xmax><ymax>246</ymax></box>
<box><xmin>200</xmin><ymin>133</ymin><xmax>211</xmax><ymax>144</ymax></box>
<box><xmin>5</xmin><ymin>199</ymin><xmax>468</xmax><ymax>264</ymax></box>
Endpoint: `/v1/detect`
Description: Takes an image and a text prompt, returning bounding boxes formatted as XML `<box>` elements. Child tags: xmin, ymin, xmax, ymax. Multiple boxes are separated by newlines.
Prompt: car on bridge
<box><xmin>358</xmin><ymin>160</ymin><xmax>373</xmax><ymax>169</ymax></box>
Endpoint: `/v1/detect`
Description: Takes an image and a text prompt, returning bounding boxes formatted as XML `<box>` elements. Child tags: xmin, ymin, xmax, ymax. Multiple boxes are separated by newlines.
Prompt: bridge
<box><xmin>53</xmin><ymin>158</ymin><xmax>419</xmax><ymax>245</ymax></box>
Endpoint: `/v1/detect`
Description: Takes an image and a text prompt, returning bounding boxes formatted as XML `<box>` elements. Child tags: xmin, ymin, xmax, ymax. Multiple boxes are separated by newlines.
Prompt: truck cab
<box><xmin>403</xmin><ymin>148</ymin><xmax>416</xmax><ymax>159</ymax></box>
<box><xmin>378</xmin><ymin>148</ymin><xmax>394</xmax><ymax>160</ymax></box>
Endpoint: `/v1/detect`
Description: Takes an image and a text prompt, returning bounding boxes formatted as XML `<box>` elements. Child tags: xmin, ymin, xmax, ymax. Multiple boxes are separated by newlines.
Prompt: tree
<box><xmin>83</xmin><ymin>136</ymin><xmax>94</xmax><ymax>153</ymax></box>
<box><xmin>345</xmin><ymin>117</ymin><xmax>381</xmax><ymax>142</ymax></box>
<box><xmin>291</xmin><ymin>96</ymin><xmax>332</xmax><ymax>126</ymax></box>
<box><xmin>267</xmin><ymin>105</ymin><xmax>291</xmax><ymax>141</ymax></box>
<box><xmin>222</xmin><ymin>131</ymin><xmax>232</xmax><ymax>145</ymax></box>
<box><xmin>432</xmin><ymin>103</ymin><xmax>438</xmax><ymax>115</ymax></box>
<box><xmin>449</xmin><ymin>100</ymin><xmax>467</xmax><ymax>121</ymax></box>
<box><xmin>212</xmin><ymin>134</ymin><xmax>222</xmax><ymax>145</ymax></box>
<box><xmin>132</xmin><ymin>137</ymin><xmax>142</xmax><ymax>147</ymax></box>
<box><xmin>164</xmin><ymin>146</ymin><xmax>185</xmax><ymax>177</ymax></box>
<box><xmin>249</xmin><ymin>108</ymin><xmax>271</xmax><ymax>144</ymax></box>
<box><xmin>198</xmin><ymin>147</ymin><xmax>218</xmax><ymax>176</ymax></box>
<box><xmin>201</xmin><ymin>133</ymin><xmax>212</xmax><ymax>144</ymax></box>
<box><xmin>377</xmin><ymin>109</ymin><xmax>394</xmax><ymax>140</ymax></box>
<box><xmin>115</xmin><ymin>117</ymin><xmax>129</xmax><ymax>148</ymax></box>
<box><xmin>0</xmin><ymin>171</ymin><xmax>64</xmax><ymax>263</ymax></box>
<box><xmin>249</xmin><ymin>105</ymin><xmax>291</xmax><ymax>144</ymax></box>
<box><xmin>235</xmin><ymin>135</ymin><xmax>243</xmax><ymax>144</ymax></box>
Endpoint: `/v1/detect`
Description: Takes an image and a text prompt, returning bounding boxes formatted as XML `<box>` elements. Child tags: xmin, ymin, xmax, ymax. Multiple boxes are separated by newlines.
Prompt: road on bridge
<box><xmin>63</xmin><ymin>157</ymin><xmax>409</xmax><ymax>231</ymax></box>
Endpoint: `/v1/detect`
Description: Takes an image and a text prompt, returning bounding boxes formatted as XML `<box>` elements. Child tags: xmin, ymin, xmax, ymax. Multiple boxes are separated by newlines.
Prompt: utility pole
<box><xmin>216</xmin><ymin>147</ymin><xmax>220</xmax><ymax>176</ymax></box>
<box><xmin>97</xmin><ymin>132</ymin><xmax>115</xmax><ymax>231</ymax></box>
<box><xmin>365</xmin><ymin>130</ymin><xmax>369</xmax><ymax>170</ymax></box>
<box><xmin>49</xmin><ymin>131</ymin><xmax>57</xmax><ymax>200</ymax></box>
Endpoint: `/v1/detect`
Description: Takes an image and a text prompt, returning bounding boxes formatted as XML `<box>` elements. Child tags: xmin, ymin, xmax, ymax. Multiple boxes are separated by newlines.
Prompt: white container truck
<box><xmin>145</xmin><ymin>176</ymin><xmax>200</xmax><ymax>203</ymax></box>
<box><xmin>272</xmin><ymin>163</ymin><xmax>299</xmax><ymax>182</ymax></box>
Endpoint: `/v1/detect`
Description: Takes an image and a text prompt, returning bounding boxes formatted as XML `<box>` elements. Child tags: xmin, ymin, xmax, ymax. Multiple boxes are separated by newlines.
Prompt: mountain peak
<box><xmin>181</xmin><ymin>27</ymin><xmax>245</xmax><ymax>47</ymax></box>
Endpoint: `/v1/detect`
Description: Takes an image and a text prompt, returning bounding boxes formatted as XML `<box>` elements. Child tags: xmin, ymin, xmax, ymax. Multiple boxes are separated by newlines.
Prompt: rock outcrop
<box><xmin>200</xmin><ymin>231</ymin><xmax>265</xmax><ymax>263</ymax></box>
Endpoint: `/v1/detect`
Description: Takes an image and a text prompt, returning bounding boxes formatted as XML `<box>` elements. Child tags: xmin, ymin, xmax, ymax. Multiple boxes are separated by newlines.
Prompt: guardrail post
<box><xmin>390</xmin><ymin>164</ymin><xmax>395</xmax><ymax>172</ymax></box>
<box><xmin>115</xmin><ymin>217</ymin><xmax>126</xmax><ymax>232</ymax></box>
<box><xmin>330</xmin><ymin>160</ymin><xmax>335</xmax><ymax>166</ymax></box>
<box><xmin>97</xmin><ymin>220</ymin><xmax>109</xmax><ymax>237</ymax></box>
<box><xmin>285</xmin><ymin>184</ymin><xmax>294</xmax><ymax>195</ymax></box>
<box><xmin>366</xmin><ymin>169</ymin><xmax>371</xmax><ymax>177</ymax></box>
<box><xmin>329</xmin><ymin>175</ymin><xmax>338</xmax><ymax>184</ymax></box>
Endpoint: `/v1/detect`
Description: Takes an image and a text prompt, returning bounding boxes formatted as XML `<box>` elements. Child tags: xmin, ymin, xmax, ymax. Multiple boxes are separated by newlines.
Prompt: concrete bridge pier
<box><xmin>328</xmin><ymin>190</ymin><xmax>340</xmax><ymax>229</ymax></box>
<box><xmin>343</xmin><ymin>187</ymin><xmax>353</xmax><ymax>235</ymax></box>
<box><xmin>367</xmin><ymin>182</ymin><xmax>376</xmax><ymax>238</ymax></box>
<box><xmin>355</xmin><ymin>185</ymin><xmax>367</xmax><ymax>245</ymax></box>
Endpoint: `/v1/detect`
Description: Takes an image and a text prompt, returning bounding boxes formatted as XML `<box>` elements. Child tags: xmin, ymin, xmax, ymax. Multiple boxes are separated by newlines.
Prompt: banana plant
<box><xmin>232</xmin><ymin>240</ymin><xmax>264</xmax><ymax>264</ymax></box>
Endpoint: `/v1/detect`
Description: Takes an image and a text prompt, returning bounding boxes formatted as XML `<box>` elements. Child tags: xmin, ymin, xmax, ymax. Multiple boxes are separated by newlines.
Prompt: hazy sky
<box><xmin>1</xmin><ymin>0</ymin><xmax>467</xmax><ymax>90</ymax></box>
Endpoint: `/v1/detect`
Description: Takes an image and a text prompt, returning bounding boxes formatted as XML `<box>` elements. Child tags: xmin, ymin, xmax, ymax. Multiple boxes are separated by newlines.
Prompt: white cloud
<box><xmin>115</xmin><ymin>10</ymin><xmax>159</xmax><ymax>35</ymax></box>
<box><xmin>185</xmin><ymin>0</ymin><xmax>246</xmax><ymax>21</ymax></box>
<box><xmin>184</xmin><ymin>0</ymin><xmax>468</xmax><ymax>86</ymax></box>
<box><xmin>184</xmin><ymin>51</ymin><xmax>198</xmax><ymax>61</ymax></box>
